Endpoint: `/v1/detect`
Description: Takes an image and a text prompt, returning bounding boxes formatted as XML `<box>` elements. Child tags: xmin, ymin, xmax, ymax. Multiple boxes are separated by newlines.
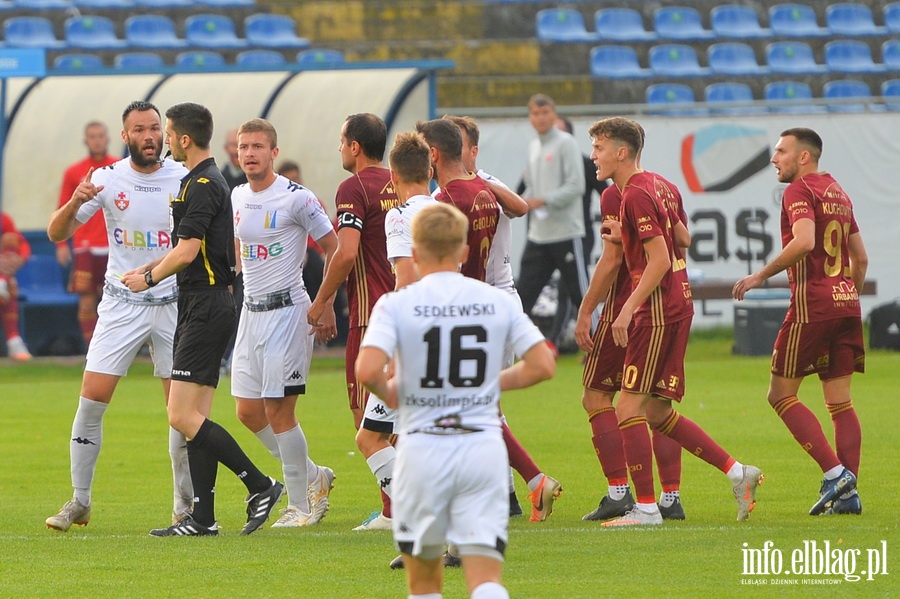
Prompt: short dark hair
<box><xmin>588</xmin><ymin>117</ymin><xmax>643</xmax><ymax>158</ymax></box>
<box><xmin>415</xmin><ymin>119</ymin><xmax>462</xmax><ymax>161</ymax></box>
<box><xmin>122</xmin><ymin>101</ymin><xmax>159</xmax><ymax>123</ymax></box>
<box><xmin>780</xmin><ymin>127</ymin><xmax>823</xmax><ymax>161</ymax></box>
<box><xmin>442</xmin><ymin>115</ymin><xmax>479</xmax><ymax>147</ymax></box>
<box><xmin>389</xmin><ymin>131</ymin><xmax>432</xmax><ymax>184</ymax></box>
<box><xmin>344</xmin><ymin>113</ymin><xmax>387</xmax><ymax>161</ymax></box>
<box><xmin>528</xmin><ymin>93</ymin><xmax>556</xmax><ymax>111</ymax></box>
<box><xmin>165</xmin><ymin>102</ymin><xmax>214</xmax><ymax>150</ymax></box>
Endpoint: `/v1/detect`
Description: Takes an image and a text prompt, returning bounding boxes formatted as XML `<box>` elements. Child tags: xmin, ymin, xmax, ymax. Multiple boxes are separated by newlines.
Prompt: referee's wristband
<box><xmin>144</xmin><ymin>270</ymin><xmax>158</xmax><ymax>288</ymax></box>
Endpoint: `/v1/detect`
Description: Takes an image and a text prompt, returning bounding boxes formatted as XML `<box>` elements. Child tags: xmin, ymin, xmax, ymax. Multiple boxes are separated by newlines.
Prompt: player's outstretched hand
<box><xmin>611</xmin><ymin>310</ymin><xmax>632</xmax><ymax>348</ymax></box>
<box><xmin>600</xmin><ymin>219</ymin><xmax>622</xmax><ymax>245</ymax></box>
<box><xmin>574</xmin><ymin>313</ymin><xmax>594</xmax><ymax>353</ymax></box>
<box><xmin>732</xmin><ymin>273</ymin><xmax>763</xmax><ymax>301</ymax></box>
<box><xmin>71</xmin><ymin>168</ymin><xmax>105</xmax><ymax>206</ymax></box>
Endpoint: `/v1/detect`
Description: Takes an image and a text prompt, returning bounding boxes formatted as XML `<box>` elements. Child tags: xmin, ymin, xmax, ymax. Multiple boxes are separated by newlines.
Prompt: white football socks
<box><xmin>70</xmin><ymin>396</ymin><xmax>107</xmax><ymax>507</ymax></box>
<box><xmin>275</xmin><ymin>424</ymin><xmax>312</xmax><ymax>512</ymax></box>
<box><xmin>367</xmin><ymin>446</ymin><xmax>396</xmax><ymax>499</ymax></box>
<box><xmin>471</xmin><ymin>582</ymin><xmax>509</xmax><ymax>599</ymax></box>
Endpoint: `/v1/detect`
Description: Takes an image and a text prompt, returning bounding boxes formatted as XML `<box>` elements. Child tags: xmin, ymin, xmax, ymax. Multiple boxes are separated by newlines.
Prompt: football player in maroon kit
<box><xmin>733</xmin><ymin>128</ymin><xmax>867</xmax><ymax>516</ymax></box>
<box><xmin>588</xmin><ymin>116</ymin><xmax>762</xmax><ymax>526</ymax></box>
<box><xmin>308</xmin><ymin>113</ymin><xmax>400</xmax><ymax>531</ymax></box>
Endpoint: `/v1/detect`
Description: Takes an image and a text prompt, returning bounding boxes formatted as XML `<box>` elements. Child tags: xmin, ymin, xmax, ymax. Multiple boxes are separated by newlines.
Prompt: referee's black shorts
<box><xmin>172</xmin><ymin>288</ymin><xmax>236</xmax><ymax>388</ymax></box>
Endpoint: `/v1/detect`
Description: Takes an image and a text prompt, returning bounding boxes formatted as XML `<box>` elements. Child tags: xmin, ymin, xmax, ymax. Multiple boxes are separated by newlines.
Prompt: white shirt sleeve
<box><xmin>385</xmin><ymin>208</ymin><xmax>412</xmax><ymax>264</ymax></box>
<box><xmin>360</xmin><ymin>294</ymin><xmax>398</xmax><ymax>357</ymax></box>
<box><xmin>74</xmin><ymin>167</ymin><xmax>111</xmax><ymax>224</ymax></box>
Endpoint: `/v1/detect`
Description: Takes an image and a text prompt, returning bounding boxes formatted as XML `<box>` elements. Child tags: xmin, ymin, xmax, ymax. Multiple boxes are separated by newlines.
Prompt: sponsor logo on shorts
<box><xmin>172</xmin><ymin>369</ymin><xmax>191</xmax><ymax>377</ymax></box>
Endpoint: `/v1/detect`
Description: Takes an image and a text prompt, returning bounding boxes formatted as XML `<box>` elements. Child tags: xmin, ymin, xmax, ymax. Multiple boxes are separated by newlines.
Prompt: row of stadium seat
<box><xmin>591</xmin><ymin>40</ymin><xmax>900</xmax><ymax>78</ymax></box>
<box><xmin>538</xmin><ymin>4</ymin><xmax>900</xmax><ymax>43</ymax></box>
<box><xmin>52</xmin><ymin>48</ymin><xmax>344</xmax><ymax>69</ymax></box>
<box><xmin>0</xmin><ymin>0</ymin><xmax>253</xmax><ymax>8</ymax></box>
<box><xmin>647</xmin><ymin>79</ymin><xmax>899</xmax><ymax>114</ymax></box>
<box><xmin>2</xmin><ymin>14</ymin><xmax>307</xmax><ymax>50</ymax></box>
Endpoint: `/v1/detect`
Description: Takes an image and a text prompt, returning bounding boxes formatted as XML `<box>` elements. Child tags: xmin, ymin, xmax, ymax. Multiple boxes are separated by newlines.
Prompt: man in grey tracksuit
<box><xmin>518</xmin><ymin>94</ymin><xmax>588</xmax><ymax>350</ymax></box>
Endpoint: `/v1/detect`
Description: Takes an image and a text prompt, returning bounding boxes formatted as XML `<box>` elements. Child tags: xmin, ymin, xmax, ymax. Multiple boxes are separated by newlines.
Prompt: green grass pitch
<box><xmin>1</xmin><ymin>332</ymin><xmax>896</xmax><ymax>598</ymax></box>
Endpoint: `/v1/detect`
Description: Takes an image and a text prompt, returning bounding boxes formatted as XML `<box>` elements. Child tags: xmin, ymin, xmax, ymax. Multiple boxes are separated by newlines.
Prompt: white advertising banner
<box><xmin>476</xmin><ymin>114</ymin><xmax>900</xmax><ymax>326</ymax></box>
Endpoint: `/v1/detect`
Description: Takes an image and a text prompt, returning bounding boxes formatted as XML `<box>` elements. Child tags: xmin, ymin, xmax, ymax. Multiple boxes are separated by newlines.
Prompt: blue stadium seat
<box><xmin>710</xmin><ymin>5</ymin><xmax>772</xmax><ymax>39</ymax></box>
<box><xmin>881</xmin><ymin>79</ymin><xmax>900</xmax><ymax>110</ymax></box>
<box><xmin>236</xmin><ymin>49</ymin><xmax>286</xmax><ymax>66</ymax></box>
<box><xmin>708</xmin><ymin>42</ymin><xmax>767</xmax><ymax>76</ymax></box>
<box><xmin>133</xmin><ymin>0</ymin><xmax>192</xmax><ymax>6</ymax></box>
<box><xmin>12</xmin><ymin>0</ymin><xmax>71</xmax><ymax>8</ymax></box>
<box><xmin>245</xmin><ymin>14</ymin><xmax>310</xmax><ymax>49</ymax></box>
<box><xmin>536</xmin><ymin>8</ymin><xmax>596</xmax><ymax>42</ymax></box>
<box><xmin>73</xmin><ymin>0</ymin><xmax>133</xmax><ymax>7</ymax></box>
<box><xmin>886</xmin><ymin>3</ymin><xmax>900</xmax><ymax>34</ymax></box>
<box><xmin>16</xmin><ymin>255</ymin><xmax>79</xmax><ymax>309</ymax></box>
<box><xmin>704</xmin><ymin>82</ymin><xmax>764</xmax><ymax>114</ymax></box>
<box><xmin>654</xmin><ymin>7</ymin><xmax>714</xmax><ymax>41</ymax></box>
<box><xmin>882</xmin><ymin>39</ymin><xmax>900</xmax><ymax>71</ymax></box>
<box><xmin>176</xmin><ymin>51</ymin><xmax>226</xmax><ymax>68</ymax></box>
<box><xmin>765</xmin><ymin>81</ymin><xmax>825</xmax><ymax>113</ymax></box>
<box><xmin>766</xmin><ymin>41</ymin><xmax>827</xmax><ymax>75</ymax></box>
<box><xmin>184</xmin><ymin>14</ymin><xmax>248</xmax><ymax>49</ymax></box>
<box><xmin>589</xmin><ymin>45</ymin><xmax>648</xmax><ymax>78</ymax></box>
<box><xmin>3</xmin><ymin>17</ymin><xmax>66</xmax><ymax>48</ymax></box>
<box><xmin>826</xmin><ymin>3</ymin><xmax>885</xmax><ymax>36</ymax></box>
<box><xmin>646</xmin><ymin>83</ymin><xmax>706</xmax><ymax>116</ymax></box>
<box><xmin>114</xmin><ymin>51</ymin><xmax>165</xmax><ymax>68</ymax></box>
<box><xmin>53</xmin><ymin>53</ymin><xmax>103</xmax><ymax>70</ymax></box>
<box><xmin>125</xmin><ymin>15</ymin><xmax>187</xmax><ymax>49</ymax></box>
<box><xmin>769</xmin><ymin>4</ymin><xmax>830</xmax><ymax>37</ymax></box>
<box><xmin>196</xmin><ymin>0</ymin><xmax>255</xmax><ymax>6</ymax></box>
<box><xmin>823</xmin><ymin>79</ymin><xmax>871</xmax><ymax>113</ymax></box>
<box><xmin>594</xmin><ymin>9</ymin><xmax>656</xmax><ymax>42</ymax></box>
<box><xmin>649</xmin><ymin>44</ymin><xmax>709</xmax><ymax>77</ymax></box>
<box><xmin>296</xmin><ymin>49</ymin><xmax>345</xmax><ymax>64</ymax></box>
<box><xmin>65</xmin><ymin>16</ymin><xmax>127</xmax><ymax>50</ymax></box>
<box><xmin>824</xmin><ymin>40</ymin><xmax>885</xmax><ymax>74</ymax></box>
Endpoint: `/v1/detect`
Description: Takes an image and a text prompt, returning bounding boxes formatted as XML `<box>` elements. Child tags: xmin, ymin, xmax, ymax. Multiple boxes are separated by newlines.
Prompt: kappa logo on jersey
<box><xmin>264</xmin><ymin>211</ymin><xmax>278</xmax><ymax>229</ymax></box>
<box><xmin>371</xmin><ymin>404</ymin><xmax>387</xmax><ymax>416</ymax></box>
<box><xmin>379</xmin><ymin>476</ymin><xmax>392</xmax><ymax>490</ymax></box>
<box><xmin>113</xmin><ymin>228</ymin><xmax>172</xmax><ymax>249</ymax></box>
<box><xmin>115</xmin><ymin>191</ymin><xmax>130</xmax><ymax>211</ymax></box>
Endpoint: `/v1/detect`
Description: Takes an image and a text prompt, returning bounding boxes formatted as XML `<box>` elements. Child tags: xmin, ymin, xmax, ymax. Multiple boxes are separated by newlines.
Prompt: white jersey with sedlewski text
<box><xmin>232</xmin><ymin>174</ymin><xmax>334</xmax><ymax>300</ymax></box>
<box><xmin>362</xmin><ymin>271</ymin><xmax>545</xmax><ymax>435</ymax></box>
<box><xmin>433</xmin><ymin>170</ymin><xmax>514</xmax><ymax>291</ymax></box>
<box><xmin>385</xmin><ymin>194</ymin><xmax>438</xmax><ymax>264</ymax></box>
<box><xmin>76</xmin><ymin>158</ymin><xmax>187</xmax><ymax>301</ymax></box>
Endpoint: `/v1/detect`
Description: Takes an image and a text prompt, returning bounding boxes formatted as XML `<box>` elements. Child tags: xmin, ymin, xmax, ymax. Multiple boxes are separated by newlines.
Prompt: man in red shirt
<box><xmin>0</xmin><ymin>212</ymin><xmax>32</xmax><ymax>360</ymax></box>
<box><xmin>308</xmin><ymin>113</ymin><xmax>399</xmax><ymax>530</ymax></box>
<box><xmin>734</xmin><ymin>128</ymin><xmax>866</xmax><ymax>516</ymax></box>
<box><xmin>588</xmin><ymin>116</ymin><xmax>762</xmax><ymax>526</ymax></box>
<box><xmin>56</xmin><ymin>121</ymin><xmax>117</xmax><ymax>347</ymax></box>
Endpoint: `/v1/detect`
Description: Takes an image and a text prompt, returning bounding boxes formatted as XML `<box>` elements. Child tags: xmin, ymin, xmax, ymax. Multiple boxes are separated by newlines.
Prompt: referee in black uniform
<box><xmin>123</xmin><ymin>102</ymin><xmax>283</xmax><ymax>536</ymax></box>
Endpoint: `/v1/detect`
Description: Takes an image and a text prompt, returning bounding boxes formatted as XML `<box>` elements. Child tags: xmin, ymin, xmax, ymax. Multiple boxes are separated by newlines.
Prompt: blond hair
<box><xmin>238</xmin><ymin>118</ymin><xmax>277</xmax><ymax>149</ymax></box>
<box><xmin>412</xmin><ymin>203</ymin><xmax>468</xmax><ymax>262</ymax></box>
<box><xmin>389</xmin><ymin>131</ymin><xmax>432</xmax><ymax>184</ymax></box>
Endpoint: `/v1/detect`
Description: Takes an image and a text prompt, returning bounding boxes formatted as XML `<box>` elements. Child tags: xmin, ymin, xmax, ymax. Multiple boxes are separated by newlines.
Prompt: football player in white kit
<box><xmin>357</xmin><ymin>202</ymin><xmax>556</xmax><ymax>599</ymax></box>
<box><xmin>442</xmin><ymin>115</ymin><xmax>563</xmax><ymax>523</ymax></box>
<box><xmin>46</xmin><ymin>101</ymin><xmax>190</xmax><ymax>531</ymax></box>
<box><xmin>230</xmin><ymin>119</ymin><xmax>338</xmax><ymax>527</ymax></box>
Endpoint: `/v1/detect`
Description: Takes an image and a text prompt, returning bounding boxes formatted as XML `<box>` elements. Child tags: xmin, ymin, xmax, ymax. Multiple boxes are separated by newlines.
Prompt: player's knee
<box><xmin>582</xmin><ymin>389</ymin><xmax>613</xmax><ymax>414</ymax></box>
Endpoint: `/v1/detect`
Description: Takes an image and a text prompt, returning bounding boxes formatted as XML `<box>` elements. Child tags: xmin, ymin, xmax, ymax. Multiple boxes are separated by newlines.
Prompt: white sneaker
<box><xmin>271</xmin><ymin>505</ymin><xmax>315</xmax><ymax>528</ymax></box>
<box><xmin>46</xmin><ymin>499</ymin><xmax>91</xmax><ymax>531</ymax></box>
<box><xmin>352</xmin><ymin>510</ymin><xmax>392</xmax><ymax>531</ymax></box>
<box><xmin>601</xmin><ymin>506</ymin><xmax>663</xmax><ymax>527</ymax></box>
<box><xmin>7</xmin><ymin>336</ymin><xmax>32</xmax><ymax>361</ymax></box>
<box><xmin>307</xmin><ymin>466</ymin><xmax>335</xmax><ymax>525</ymax></box>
